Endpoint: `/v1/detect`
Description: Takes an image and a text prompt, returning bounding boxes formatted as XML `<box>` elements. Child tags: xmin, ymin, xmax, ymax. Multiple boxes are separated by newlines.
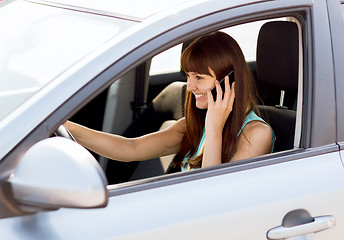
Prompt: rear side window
<box><xmin>149</xmin><ymin>18</ymin><xmax>286</xmax><ymax>76</ymax></box>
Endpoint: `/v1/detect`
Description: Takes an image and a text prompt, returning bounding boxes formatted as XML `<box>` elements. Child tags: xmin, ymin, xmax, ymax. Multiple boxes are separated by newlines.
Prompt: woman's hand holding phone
<box><xmin>202</xmin><ymin>73</ymin><xmax>236</xmax><ymax>168</ymax></box>
<box><xmin>206</xmin><ymin>72</ymin><xmax>236</xmax><ymax>134</ymax></box>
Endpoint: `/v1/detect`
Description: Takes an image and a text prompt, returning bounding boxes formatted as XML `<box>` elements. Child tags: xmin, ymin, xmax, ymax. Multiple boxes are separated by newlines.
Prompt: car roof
<box><xmin>30</xmin><ymin>0</ymin><xmax>199</xmax><ymax>22</ymax></box>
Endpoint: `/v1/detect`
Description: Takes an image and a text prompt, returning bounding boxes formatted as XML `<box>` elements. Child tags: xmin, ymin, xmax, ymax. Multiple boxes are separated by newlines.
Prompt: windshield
<box><xmin>0</xmin><ymin>1</ymin><xmax>136</xmax><ymax>120</ymax></box>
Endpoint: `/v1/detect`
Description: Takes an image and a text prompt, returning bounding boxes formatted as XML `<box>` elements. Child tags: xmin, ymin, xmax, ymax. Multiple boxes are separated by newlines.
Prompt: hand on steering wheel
<box><xmin>54</xmin><ymin>125</ymin><xmax>76</xmax><ymax>141</ymax></box>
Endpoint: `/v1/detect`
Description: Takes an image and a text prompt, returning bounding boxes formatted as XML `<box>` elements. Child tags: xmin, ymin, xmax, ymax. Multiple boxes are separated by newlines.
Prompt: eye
<box><xmin>196</xmin><ymin>75</ymin><xmax>203</xmax><ymax>80</ymax></box>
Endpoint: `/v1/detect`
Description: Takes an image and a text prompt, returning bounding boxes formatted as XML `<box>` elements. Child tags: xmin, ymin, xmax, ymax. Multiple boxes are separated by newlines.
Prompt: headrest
<box><xmin>256</xmin><ymin>21</ymin><xmax>299</xmax><ymax>92</ymax></box>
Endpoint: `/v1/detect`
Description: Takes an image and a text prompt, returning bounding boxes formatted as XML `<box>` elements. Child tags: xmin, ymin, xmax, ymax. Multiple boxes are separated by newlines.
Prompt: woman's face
<box><xmin>186</xmin><ymin>68</ymin><xmax>217</xmax><ymax>109</ymax></box>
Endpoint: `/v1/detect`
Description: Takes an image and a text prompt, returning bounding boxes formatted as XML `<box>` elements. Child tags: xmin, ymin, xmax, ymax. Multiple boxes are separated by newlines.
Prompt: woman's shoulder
<box><xmin>237</xmin><ymin>111</ymin><xmax>266</xmax><ymax>136</ymax></box>
<box><xmin>242</xmin><ymin>120</ymin><xmax>271</xmax><ymax>137</ymax></box>
<box><xmin>232</xmin><ymin>121</ymin><xmax>273</xmax><ymax>161</ymax></box>
<box><xmin>240</xmin><ymin>119</ymin><xmax>273</xmax><ymax>153</ymax></box>
<box><xmin>176</xmin><ymin>117</ymin><xmax>186</xmax><ymax>128</ymax></box>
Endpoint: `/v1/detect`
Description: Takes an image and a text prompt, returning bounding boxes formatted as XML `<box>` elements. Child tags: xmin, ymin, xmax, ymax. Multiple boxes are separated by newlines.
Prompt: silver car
<box><xmin>1</xmin><ymin>0</ymin><xmax>344</xmax><ymax>239</ymax></box>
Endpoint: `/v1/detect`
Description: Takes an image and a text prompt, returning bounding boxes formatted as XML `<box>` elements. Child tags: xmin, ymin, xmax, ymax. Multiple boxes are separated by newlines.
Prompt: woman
<box><xmin>64</xmin><ymin>31</ymin><xmax>274</xmax><ymax>172</ymax></box>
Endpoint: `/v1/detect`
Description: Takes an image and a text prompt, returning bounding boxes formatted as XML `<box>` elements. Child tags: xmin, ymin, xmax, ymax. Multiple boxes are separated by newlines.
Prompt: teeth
<box><xmin>194</xmin><ymin>93</ymin><xmax>205</xmax><ymax>98</ymax></box>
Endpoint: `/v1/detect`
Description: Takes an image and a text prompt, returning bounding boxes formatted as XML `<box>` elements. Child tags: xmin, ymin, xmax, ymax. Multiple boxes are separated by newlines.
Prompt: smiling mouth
<box><xmin>194</xmin><ymin>93</ymin><xmax>206</xmax><ymax>98</ymax></box>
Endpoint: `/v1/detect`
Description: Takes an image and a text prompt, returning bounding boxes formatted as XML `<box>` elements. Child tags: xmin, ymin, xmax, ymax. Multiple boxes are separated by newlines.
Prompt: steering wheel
<box><xmin>54</xmin><ymin>125</ymin><xmax>76</xmax><ymax>141</ymax></box>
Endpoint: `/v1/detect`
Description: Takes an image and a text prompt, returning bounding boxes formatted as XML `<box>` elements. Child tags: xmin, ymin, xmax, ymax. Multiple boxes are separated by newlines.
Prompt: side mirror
<box><xmin>9</xmin><ymin>137</ymin><xmax>108</xmax><ymax>212</ymax></box>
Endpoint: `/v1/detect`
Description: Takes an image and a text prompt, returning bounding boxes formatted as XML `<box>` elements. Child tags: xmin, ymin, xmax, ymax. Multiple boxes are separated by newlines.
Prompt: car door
<box><xmin>1</xmin><ymin>0</ymin><xmax>344</xmax><ymax>239</ymax></box>
<box><xmin>104</xmin><ymin>151</ymin><xmax>344</xmax><ymax>240</ymax></box>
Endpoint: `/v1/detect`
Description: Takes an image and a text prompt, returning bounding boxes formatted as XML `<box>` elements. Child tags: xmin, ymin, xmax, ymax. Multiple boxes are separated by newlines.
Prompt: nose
<box><xmin>186</xmin><ymin>77</ymin><xmax>197</xmax><ymax>92</ymax></box>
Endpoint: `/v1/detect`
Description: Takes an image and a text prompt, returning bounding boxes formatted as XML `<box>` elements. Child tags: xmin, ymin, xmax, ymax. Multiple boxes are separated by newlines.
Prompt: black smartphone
<box><xmin>211</xmin><ymin>70</ymin><xmax>234</xmax><ymax>101</ymax></box>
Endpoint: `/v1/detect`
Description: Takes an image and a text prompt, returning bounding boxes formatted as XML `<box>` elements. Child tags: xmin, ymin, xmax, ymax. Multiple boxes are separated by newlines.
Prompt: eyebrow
<box><xmin>188</xmin><ymin>72</ymin><xmax>208</xmax><ymax>76</ymax></box>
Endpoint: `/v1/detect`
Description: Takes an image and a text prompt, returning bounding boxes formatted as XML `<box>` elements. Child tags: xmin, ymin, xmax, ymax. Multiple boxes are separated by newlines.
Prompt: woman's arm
<box><xmin>202</xmin><ymin>78</ymin><xmax>235</xmax><ymax>168</ymax></box>
<box><xmin>63</xmin><ymin>118</ymin><xmax>186</xmax><ymax>162</ymax></box>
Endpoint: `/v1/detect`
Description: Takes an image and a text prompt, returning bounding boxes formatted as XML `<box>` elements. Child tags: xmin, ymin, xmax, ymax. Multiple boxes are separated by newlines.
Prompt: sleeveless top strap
<box><xmin>238</xmin><ymin>111</ymin><xmax>264</xmax><ymax>136</ymax></box>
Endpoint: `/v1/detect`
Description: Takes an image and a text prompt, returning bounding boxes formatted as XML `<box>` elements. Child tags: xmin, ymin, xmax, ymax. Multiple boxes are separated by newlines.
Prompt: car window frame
<box><xmin>327</xmin><ymin>0</ymin><xmax>344</xmax><ymax>144</ymax></box>
<box><xmin>102</xmin><ymin>4</ymin><xmax>318</xmax><ymax>190</ymax></box>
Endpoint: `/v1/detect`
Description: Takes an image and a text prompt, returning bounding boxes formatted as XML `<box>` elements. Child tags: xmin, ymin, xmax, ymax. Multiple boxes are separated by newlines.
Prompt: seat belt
<box><xmin>131</xmin><ymin>61</ymin><xmax>150</xmax><ymax>120</ymax></box>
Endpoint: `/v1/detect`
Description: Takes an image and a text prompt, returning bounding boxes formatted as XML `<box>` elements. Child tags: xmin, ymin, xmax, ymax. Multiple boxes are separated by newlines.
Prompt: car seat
<box><xmin>256</xmin><ymin>21</ymin><xmax>299</xmax><ymax>152</ymax></box>
<box><xmin>127</xmin><ymin>81</ymin><xmax>186</xmax><ymax>180</ymax></box>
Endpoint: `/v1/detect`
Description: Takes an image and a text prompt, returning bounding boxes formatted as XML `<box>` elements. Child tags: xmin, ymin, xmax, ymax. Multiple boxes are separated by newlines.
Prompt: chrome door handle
<box><xmin>267</xmin><ymin>215</ymin><xmax>335</xmax><ymax>240</ymax></box>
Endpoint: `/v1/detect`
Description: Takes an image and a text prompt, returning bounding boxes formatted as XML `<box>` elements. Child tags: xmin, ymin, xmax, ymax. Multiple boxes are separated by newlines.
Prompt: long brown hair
<box><xmin>175</xmin><ymin>31</ymin><xmax>259</xmax><ymax>169</ymax></box>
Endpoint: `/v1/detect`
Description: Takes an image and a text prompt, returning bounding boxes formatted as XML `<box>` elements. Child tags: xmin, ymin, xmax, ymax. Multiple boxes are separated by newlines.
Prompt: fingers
<box><xmin>222</xmin><ymin>76</ymin><xmax>231</xmax><ymax>102</ymax></box>
<box><xmin>228</xmin><ymin>81</ymin><xmax>235</xmax><ymax>110</ymax></box>
<box><xmin>208</xmin><ymin>77</ymin><xmax>235</xmax><ymax>110</ymax></box>
<box><xmin>221</xmin><ymin>76</ymin><xmax>235</xmax><ymax>102</ymax></box>
<box><xmin>220</xmin><ymin>77</ymin><xmax>235</xmax><ymax>113</ymax></box>
<box><xmin>215</xmin><ymin>80</ymin><xmax>222</xmax><ymax>102</ymax></box>
<box><xmin>207</xmin><ymin>89</ymin><xmax>213</xmax><ymax>105</ymax></box>
<box><xmin>207</xmin><ymin>80</ymin><xmax>220</xmax><ymax>105</ymax></box>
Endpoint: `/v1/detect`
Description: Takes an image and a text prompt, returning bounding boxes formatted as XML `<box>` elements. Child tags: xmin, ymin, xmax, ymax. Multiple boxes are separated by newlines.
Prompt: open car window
<box><xmin>98</xmin><ymin>15</ymin><xmax>303</xmax><ymax>185</ymax></box>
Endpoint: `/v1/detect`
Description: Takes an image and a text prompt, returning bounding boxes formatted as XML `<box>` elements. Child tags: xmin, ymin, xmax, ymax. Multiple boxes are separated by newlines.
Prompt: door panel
<box><xmin>1</xmin><ymin>151</ymin><xmax>343</xmax><ymax>239</ymax></box>
<box><xmin>111</xmin><ymin>152</ymin><xmax>344</xmax><ymax>240</ymax></box>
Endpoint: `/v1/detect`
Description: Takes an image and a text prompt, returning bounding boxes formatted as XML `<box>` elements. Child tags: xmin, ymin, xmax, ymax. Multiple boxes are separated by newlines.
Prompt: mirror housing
<box><xmin>9</xmin><ymin>137</ymin><xmax>108</xmax><ymax>212</ymax></box>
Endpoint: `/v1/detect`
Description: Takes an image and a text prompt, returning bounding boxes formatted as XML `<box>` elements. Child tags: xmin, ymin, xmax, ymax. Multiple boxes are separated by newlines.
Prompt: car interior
<box><xmin>69</xmin><ymin>17</ymin><xmax>301</xmax><ymax>185</ymax></box>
